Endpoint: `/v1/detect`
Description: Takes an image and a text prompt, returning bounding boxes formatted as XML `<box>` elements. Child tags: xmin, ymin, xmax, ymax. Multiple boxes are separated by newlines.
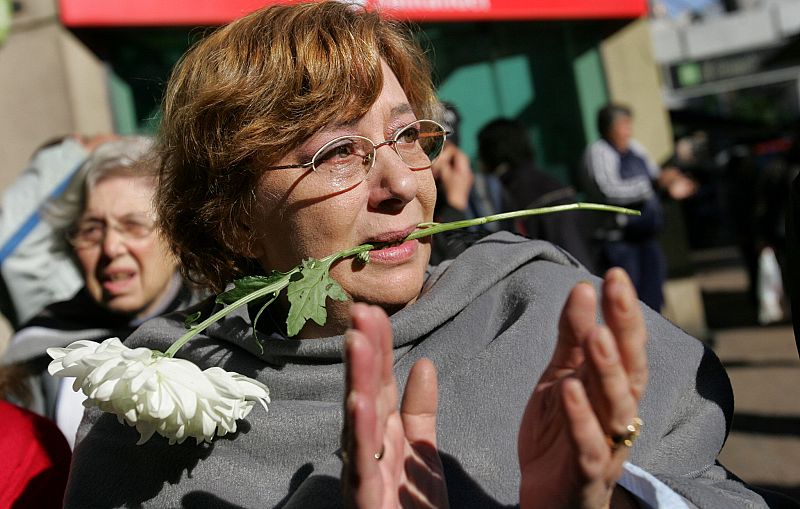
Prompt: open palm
<box><xmin>518</xmin><ymin>268</ymin><xmax>648</xmax><ymax>509</ymax></box>
<box><xmin>341</xmin><ymin>303</ymin><xmax>449</xmax><ymax>509</ymax></box>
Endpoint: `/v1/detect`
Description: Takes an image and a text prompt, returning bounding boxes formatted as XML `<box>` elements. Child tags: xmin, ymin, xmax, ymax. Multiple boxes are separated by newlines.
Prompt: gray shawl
<box><xmin>65</xmin><ymin>232</ymin><xmax>766</xmax><ymax>508</ymax></box>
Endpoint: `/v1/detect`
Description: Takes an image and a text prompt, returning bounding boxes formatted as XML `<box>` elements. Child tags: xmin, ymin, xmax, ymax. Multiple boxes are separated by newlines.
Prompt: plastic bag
<box><xmin>757</xmin><ymin>246</ymin><xmax>785</xmax><ymax>325</ymax></box>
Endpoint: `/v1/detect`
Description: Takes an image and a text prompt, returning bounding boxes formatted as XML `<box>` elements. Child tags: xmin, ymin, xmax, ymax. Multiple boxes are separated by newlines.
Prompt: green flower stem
<box><xmin>164</xmin><ymin>244</ymin><xmax>379</xmax><ymax>357</ymax></box>
<box><xmin>164</xmin><ymin>268</ymin><xmax>301</xmax><ymax>358</ymax></box>
<box><xmin>163</xmin><ymin>202</ymin><xmax>638</xmax><ymax>355</ymax></box>
<box><xmin>320</xmin><ymin>243</ymin><xmax>377</xmax><ymax>264</ymax></box>
<box><xmin>405</xmin><ymin>202</ymin><xmax>638</xmax><ymax>241</ymax></box>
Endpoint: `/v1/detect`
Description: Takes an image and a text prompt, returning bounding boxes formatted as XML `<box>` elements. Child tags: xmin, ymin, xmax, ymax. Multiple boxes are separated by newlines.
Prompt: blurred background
<box><xmin>0</xmin><ymin>0</ymin><xmax>798</xmax><ymax>501</ymax></box>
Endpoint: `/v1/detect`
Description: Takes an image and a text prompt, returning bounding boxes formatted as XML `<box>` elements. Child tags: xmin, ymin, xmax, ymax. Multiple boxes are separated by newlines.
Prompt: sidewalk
<box><xmin>692</xmin><ymin>250</ymin><xmax>800</xmax><ymax>502</ymax></box>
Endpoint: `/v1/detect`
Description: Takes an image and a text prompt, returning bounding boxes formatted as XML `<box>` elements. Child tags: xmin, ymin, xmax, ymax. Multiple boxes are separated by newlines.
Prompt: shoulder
<box><xmin>584</xmin><ymin>140</ymin><xmax>618</xmax><ymax>170</ymax></box>
<box><xmin>0</xmin><ymin>400</ymin><xmax>71</xmax><ymax>506</ymax></box>
<box><xmin>586</xmin><ymin>139</ymin><xmax>615</xmax><ymax>157</ymax></box>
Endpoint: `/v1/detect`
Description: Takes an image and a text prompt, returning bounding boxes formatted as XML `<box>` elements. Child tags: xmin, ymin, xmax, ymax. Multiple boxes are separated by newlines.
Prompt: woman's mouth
<box><xmin>368</xmin><ymin>238</ymin><xmax>418</xmax><ymax>264</ymax></box>
<box><xmin>364</xmin><ymin>226</ymin><xmax>419</xmax><ymax>264</ymax></box>
<box><xmin>101</xmin><ymin>271</ymin><xmax>137</xmax><ymax>294</ymax></box>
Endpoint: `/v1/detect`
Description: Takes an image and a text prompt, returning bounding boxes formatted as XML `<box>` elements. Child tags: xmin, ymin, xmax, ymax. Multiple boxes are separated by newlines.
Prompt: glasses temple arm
<box><xmin>264</xmin><ymin>162</ymin><xmax>315</xmax><ymax>171</ymax></box>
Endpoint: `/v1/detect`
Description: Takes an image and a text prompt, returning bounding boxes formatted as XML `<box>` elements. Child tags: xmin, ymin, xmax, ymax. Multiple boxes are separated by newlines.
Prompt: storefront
<box><xmin>57</xmin><ymin>0</ymin><xmax>653</xmax><ymax>184</ymax></box>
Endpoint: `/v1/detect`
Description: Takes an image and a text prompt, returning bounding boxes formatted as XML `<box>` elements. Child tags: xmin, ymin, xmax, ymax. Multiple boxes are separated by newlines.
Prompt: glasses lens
<box><xmin>119</xmin><ymin>218</ymin><xmax>156</xmax><ymax>240</ymax></box>
<box><xmin>67</xmin><ymin>217</ymin><xmax>156</xmax><ymax>248</ymax></box>
<box><xmin>395</xmin><ymin>120</ymin><xmax>446</xmax><ymax>170</ymax></box>
<box><xmin>68</xmin><ymin>221</ymin><xmax>103</xmax><ymax>248</ymax></box>
<box><xmin>312</xmin><ymin>137</ymin><xmax>373</xmax><ymax>188</ymax></box>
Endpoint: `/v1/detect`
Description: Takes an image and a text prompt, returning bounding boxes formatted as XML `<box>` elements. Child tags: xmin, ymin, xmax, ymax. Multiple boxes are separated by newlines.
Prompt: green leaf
<box><xmin>184</xmin><ymin>311</ymin><xmax>202</xmax><ymax>329</ymax></box>
<box><xmin>216</xmin><ymin>272</ymin><xmax>286</xmax><ymax>305</ymax></box>
<box><xmin>286</xmin><ymin>258</ymin><xmax>349</xmax><ymax>337</ymax></box>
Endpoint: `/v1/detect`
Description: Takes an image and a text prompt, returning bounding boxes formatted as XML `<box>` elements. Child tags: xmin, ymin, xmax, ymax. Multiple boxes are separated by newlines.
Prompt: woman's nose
<box><xmin>367</xmin><ymin>148</ymin><xmax>418</xmax><ymax>212</ymax></box>
<box><xmin>101</xmin><ymin>227</ymin><xmax>128</xmax><ymax>257</ymax></box>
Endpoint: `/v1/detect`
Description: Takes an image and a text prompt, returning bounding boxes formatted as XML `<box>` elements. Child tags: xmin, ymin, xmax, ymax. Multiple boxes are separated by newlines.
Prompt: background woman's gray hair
<box><xmin>44</xmin><ymin>136</ymin><xmax>157</xmax><ymax>251</ymax></box>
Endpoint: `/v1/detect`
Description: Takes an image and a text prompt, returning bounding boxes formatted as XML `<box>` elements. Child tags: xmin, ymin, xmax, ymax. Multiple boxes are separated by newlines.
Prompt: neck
<box><xmin>133</xmin><ymin>273</ymin><xmax>181</xmax><ymax>325</ymax></box>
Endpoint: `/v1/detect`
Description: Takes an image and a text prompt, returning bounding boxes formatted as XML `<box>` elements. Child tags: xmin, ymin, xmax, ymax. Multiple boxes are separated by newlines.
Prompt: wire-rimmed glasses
<box><xmin>264</xmin><ymin>119</ymin><xmax>448</xmax><ymax>189</ymax></box>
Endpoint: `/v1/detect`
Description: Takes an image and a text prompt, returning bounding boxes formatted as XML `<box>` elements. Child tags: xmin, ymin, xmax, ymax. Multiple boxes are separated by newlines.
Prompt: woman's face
<box><xmin>249</xmin><ymin>62</ymin><xmax>436</xmax><ymax>333</ymax></box>
<box><xmin>73</xmin><ymin>174</ymin><xmax>177</xmax><ymax>318</ymax></box>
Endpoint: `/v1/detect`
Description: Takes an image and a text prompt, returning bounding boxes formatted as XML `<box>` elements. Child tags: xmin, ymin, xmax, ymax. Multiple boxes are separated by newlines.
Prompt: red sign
<box><xmin>59</xmin><ymin>0</ymin><xmax>647</xmax><ymax>27</ymax></box>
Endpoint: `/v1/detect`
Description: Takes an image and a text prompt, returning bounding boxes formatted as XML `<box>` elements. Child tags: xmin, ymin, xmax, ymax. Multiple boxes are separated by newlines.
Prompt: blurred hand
<box><xmin>659</xmin><ymin>167</ymin><xmax>697</xmax><ymax>200</ymax></box>
<box><xmin>341</xmin><ymin>303</ymin><xmax>449</xmax><ymax>509</ymax></box>
<box><xmin>518</xmin><ymin>268</ymin><xmax>648</xmax><ymax>509</ymax></box>
<box><xmin>431</xmin><ymin>143</ymin><xmax>473</xmax><ymax>211</ymax></box>
<box><xmin>77</xmin><ymin>134</ymin><xmax>119</xmax><ymax>153</ymax></box>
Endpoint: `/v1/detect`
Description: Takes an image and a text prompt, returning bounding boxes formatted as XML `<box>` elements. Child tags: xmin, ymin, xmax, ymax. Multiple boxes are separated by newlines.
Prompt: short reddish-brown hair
<box><xmin>156</xmin><ymin>1</ymin><xmax>437</xmax><ymax>292</ymax></box>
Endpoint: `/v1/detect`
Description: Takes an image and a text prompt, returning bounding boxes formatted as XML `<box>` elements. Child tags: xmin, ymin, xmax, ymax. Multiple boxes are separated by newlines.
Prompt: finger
<box><xmin>350</xmin><ymin>304</ymin><xmax>398</xmax><ymax>423</ymax></box>
<box><xmin>371</xmin><ymin>305</ymin><xmax>396</xmax><ymax>387</ymax></box>
<box><xmin>582</xmin><ymin>326</ymin><xmax>638</xmax><ymax>439</ymax></box>
<box><xmin>344</xmin><ymin>326</ymin><xmax>383</xmax><ymax>456</ymax></box>
<box><xmin>552</xmin><ymin>282</ymin><xmax>598</xmax><ymax>370</ymax></box>
<box><xmin>601</xmin><ymin>268</ymin><xmax>648</xmax><ymax>400</ymax></box>
<box><xmin>400</xmin><ymin>358</ymin><xmax>439</xmax><ymax>447</ymax></box>
<box><xmin>562</xmin><ymin>378</ymin><xmax>616</xmax><ymax>481</ymax></box>
<box><xmin>351</xmin><ymin>305</ymin><xmax>395</xmax><ymax>387</ymax></box>
<box><xmin>345</xmin><ymin>390</ymin><xmax>383</xmax><ymax>508</ymax></box>
<box><xmin>400</xmin><ymin>359</ymin><xmax>448</xmax><ymax>509</ymax></box>
<box><xmin>563</xmin><ymin>379</ymin><xmax>629</xmax><ymax>504</ymax></box>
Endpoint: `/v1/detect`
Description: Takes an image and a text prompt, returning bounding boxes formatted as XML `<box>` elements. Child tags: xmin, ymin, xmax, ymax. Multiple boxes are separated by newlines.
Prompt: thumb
<box><xmin>400</xmin><ymin>358</ymin><xmax>439</xmax><ymax>447</ymax></box>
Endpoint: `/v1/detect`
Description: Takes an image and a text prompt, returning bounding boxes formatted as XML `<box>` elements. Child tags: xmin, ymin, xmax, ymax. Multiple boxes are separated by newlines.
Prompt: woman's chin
<box><xmin>340</xmin><ymin>262</ymin><xmax>426</xmax><ymax>310</ymax></box>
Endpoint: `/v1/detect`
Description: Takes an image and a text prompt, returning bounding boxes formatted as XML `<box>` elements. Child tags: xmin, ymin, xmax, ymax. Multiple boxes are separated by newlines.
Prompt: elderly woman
<box><xmin>65</xmin><ymin>3</ymin><xmax>766</xmax><ymax>508</ymax></box>
<box><xmin>3</xmin><ymin>137</ymin><xmax>199</xmax><ymax>447</ymax></box>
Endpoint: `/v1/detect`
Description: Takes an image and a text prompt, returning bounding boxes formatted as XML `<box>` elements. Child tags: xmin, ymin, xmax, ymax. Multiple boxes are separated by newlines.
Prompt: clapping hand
<box><xmin>340</xmin><ymin>268</ymin><xmax>648</xmax><ymax>509</ymax></box>
<box><xmin>518</xmin><ymin>268</ymin><xmax>648</xmax><ymax>509</ymax></box>
<box><xmin>341</xmin><ymin>303</ymin><xmax>449</xmax><ymax>508</ymax></box>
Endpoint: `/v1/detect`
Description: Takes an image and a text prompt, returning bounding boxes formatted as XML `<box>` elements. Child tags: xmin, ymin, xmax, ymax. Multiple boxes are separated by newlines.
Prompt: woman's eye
<box><xmin>397</xmin><ymin>127</ymin><xmax>420</xmax><ymax>144</ymax></box>
<box><xmin>78</xmin><ymin>224</ymin><xmax>103</xmax><ymax>237</ymax></box>
<box><xmin>123</xmin><ymin>222</ymin><xmax>152</xmax><ymax>238</ymax></box>
<box><xmin>316</xmin><ymin>142</ymin><xmax>356</xmax><ymax>165</ymax></box>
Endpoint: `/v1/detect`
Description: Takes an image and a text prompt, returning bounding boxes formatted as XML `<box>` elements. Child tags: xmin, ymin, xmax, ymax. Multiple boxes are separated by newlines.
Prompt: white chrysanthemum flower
<box><xmin>47</xmin><ymin>338</ymin><xmax>270</xmax><ymax>445</ymax></box>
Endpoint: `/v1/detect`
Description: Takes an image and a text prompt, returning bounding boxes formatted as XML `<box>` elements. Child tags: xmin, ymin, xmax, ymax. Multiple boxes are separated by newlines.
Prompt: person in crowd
<box><xmin>428</xmin><ymin>102</ymin><xmax>482</xmax><ymax>265</ymax></box>
<box><xmin>478</xmin><ymin>117</ymin><xmax>598</xmax><ymax>273</ymax></box>
<box><xmin>0</xmin><ymin>364</ymin><xmax>71</xmax><ymax>509</ymax></box>
<box><xmin>2</xmin><ymin>136</ymin><xmax>201</xmax><ymax>447</ymax></box>
<box><xmin>0</xmin><ymin>134</ymin><xmax>114</xmax><ymax>329</ymax></box>
<box><xmin>65</xmin><ymin>3</ymin><xmax>768</xmax><ymax>508</ymax></box>
<box><xmin>582</xmin><ymin>104</ymin><xmax>697</xmax><ymax>310</ymax></box>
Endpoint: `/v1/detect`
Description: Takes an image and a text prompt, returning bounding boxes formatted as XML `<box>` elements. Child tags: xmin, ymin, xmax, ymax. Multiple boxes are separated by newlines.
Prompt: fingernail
<box><xmin>607</xmin><ymin>273</ymin><xmax>632</xmax><ymax>313</ymax></box>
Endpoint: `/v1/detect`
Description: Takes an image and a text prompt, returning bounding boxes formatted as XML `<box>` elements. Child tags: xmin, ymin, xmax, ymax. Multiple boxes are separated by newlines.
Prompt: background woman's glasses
<box><xmin>68</xmin><ymin>216</ymin><xmax>157</xmax><ymax>249</ymax></box>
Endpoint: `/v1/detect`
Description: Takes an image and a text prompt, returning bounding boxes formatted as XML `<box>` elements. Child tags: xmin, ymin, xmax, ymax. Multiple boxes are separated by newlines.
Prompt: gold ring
<box><xmin>374</xmin><ymin>444</ymin><xmax>385</xmax><ymax>461</ymax></box>
<box><xmin>608</xmin><ymin>417</ymin><xmax>643</xmax><ymax>451</ymax></box>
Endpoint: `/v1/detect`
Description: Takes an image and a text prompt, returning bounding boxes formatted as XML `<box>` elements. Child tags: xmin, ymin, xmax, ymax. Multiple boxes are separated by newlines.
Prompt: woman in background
<box><xmin>2</xmin><ymin>137</ymin><xmax>200</xmax><ymax>447</ymax></box>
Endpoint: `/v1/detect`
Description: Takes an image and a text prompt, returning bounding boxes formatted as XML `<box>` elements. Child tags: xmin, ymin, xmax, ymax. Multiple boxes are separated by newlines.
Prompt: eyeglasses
<box><xmin>67</xmin><ymin>215</ymin><xmax>157</xmax><ymax>249</ymax></box>
<box><xmin>264</xmin><ymin>119</ymin><xmax>448</xmax><ymax>189</ymax></box>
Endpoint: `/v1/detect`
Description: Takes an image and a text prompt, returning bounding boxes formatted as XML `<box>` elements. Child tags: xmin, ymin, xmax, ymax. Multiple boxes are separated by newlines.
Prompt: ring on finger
<box><xmin>607</xmin><ymin>417</ymin><xmax>643</xmax><ymax>451</ymax></box>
